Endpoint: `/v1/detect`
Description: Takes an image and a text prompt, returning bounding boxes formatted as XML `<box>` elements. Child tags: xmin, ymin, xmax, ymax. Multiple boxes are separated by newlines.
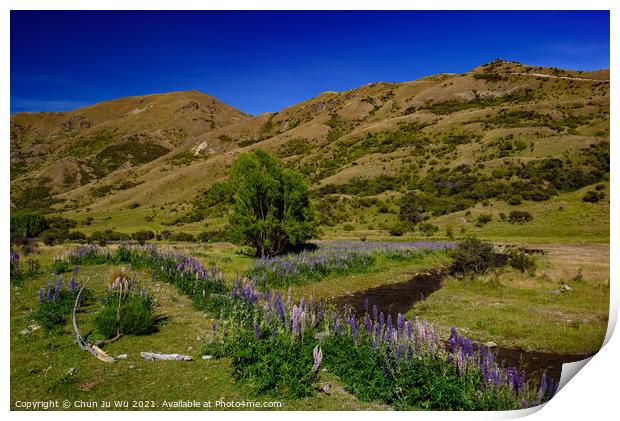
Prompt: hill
<box><xmin>10</xmin><ymin>59</ymin><xmax>610</xmax><ymax>242</ymax></box>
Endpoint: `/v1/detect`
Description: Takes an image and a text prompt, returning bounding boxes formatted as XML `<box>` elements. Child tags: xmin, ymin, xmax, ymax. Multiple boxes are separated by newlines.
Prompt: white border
<box><xmin>3</xmin><ymin>2</ymin><xmax>617</xmax><ymax>421</ymax></box>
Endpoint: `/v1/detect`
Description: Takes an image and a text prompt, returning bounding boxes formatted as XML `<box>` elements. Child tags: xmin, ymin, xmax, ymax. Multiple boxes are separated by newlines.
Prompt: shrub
<box><xmin>32</xmin><ymin>273</ymin><xmax>87</xmax><ymax>331</ymax></box>
<box><xmin>389</xmin><ymin>224</ymin><xmax>405</xmax><ymax>236</ymax></box>
<box><xmin>168</xmin><ymin>232</ymin><xmax>195</xmax><ymax>242</ymax></box>
<box><xmin>508</xmin><ymin>210</ymin><xmax>533</xmax><ymax>224</ymax></box>
<box><xmin>41</xmin><ymin>229</ymin><xmax>64</xmax><ymax>246</ymax></box>
<box><xmin>10</xmin><ymin>212</ymin><xmax>49</xmax><ymax>240</ymax></box>
<box><xmin>225</xmin><ymin>329</ymin><xmax>319</xmax><ymax>398</ymax></box>
<box><xmin>507</xmin><ymin>249</ymin><xmax>537</xmax><ymax>275</ymax></box>
<box><xmin>507</xmin><ymin>195</ymin><xmax>522</xmax><ymax>205</ymax></box>
<box><xmin>94</xmin><ymin>279</ymin><xmax>157</xmax><ymax>338</ymax></box>
<box><xmin>418</xmin><ymin>222</ymin><xmax>439</xmax><ymax>237</ymax></box>
<box><xmin>343</xmin><ymin>224</ymin><xmax>355</xmax><ymax>232</ymax></box>
<box><xmin>476</xmin><ymin>213</ymin><xmax>492</xmax><ymax>227</ymax></box>
<box><xmin>583</xmin><ymin>190</ymin><xmax>604</xmax><ymax>203</ymax></box>
<box><xmin>132</xmin><ymin>230</ymin><xmax>155</xmax><ymax>245</ymax></box>
<box><xmin>451</xmin><ymin>237</ymin><xmax>498</xmax><ymax>275</ymax></box>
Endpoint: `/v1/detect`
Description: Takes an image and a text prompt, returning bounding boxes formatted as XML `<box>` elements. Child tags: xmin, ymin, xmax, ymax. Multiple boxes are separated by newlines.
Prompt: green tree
<box><xmin>229</xmin><ymin>149</ymin><xmax>318</xmax><ymax>257</ymax></box>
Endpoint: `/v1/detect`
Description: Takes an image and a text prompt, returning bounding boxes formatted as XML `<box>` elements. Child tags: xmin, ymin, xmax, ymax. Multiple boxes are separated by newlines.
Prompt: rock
<box><xmin>196</xmin><ymin>336</ymin><xmax>201</xmax><ymax>342</ymax></box>
<box><xmin>483</xmin><ymin>341</ymin><xmax>497</xmax><ymax>348</ymax></box>
<box><xmin>128</xmin><ymin>364</ymin><xmax>136</xmax><ymax>369</ymax></box>
<box><xmin>321</xmin><ymin>383</ymin><xmax>331</xmax><ymax>395</ymax></box>
<box><xmin>20</xmin><ymin>324</ymin><xmax>41</xmax><ymax>335</ymax></box>
<box><xmin>202</xmin><ymin>355</ymin><xmax>213</xmax><ymax>360</ymax></box>
<box><xmin>187</xmin><ymin>346</ymin><xmax>193</xmax><ymax>352</ymax></box>
<box><xmin>67</xmin><ymin>367</ymin><xmax>76</xmax><ymax>376</ymax></box>
<box><xmin>560</xmin><ymin>284</ymin><xmax>572</xmax><ymax>292</ymax></box>
<box><xmin>116</xmin><ymin>354</ymin><xmax>128</xmax><ymax>360</ymax></box>
<box><xmin>551</xmin><ymin>289</ymin><xmax>560</xmax><ymax>295</ymax></box>
<box><xmin>140</xmin><ymin>352</ymin><xmax>193</xmax><ymax>361</ymax></box>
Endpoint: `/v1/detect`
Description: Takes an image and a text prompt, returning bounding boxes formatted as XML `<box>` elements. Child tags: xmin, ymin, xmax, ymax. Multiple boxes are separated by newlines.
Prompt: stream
<box><xmin>333</xmin><ymin>268</ymin><xmax>592</xmax><ymax>384</ymax></box>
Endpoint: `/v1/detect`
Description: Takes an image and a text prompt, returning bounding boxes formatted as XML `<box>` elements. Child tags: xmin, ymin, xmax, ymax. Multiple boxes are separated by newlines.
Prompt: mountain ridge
<box><xmin>10</xmin><ymin>59</ymin><xmax>610</xmax><ymax>239</ymax></box>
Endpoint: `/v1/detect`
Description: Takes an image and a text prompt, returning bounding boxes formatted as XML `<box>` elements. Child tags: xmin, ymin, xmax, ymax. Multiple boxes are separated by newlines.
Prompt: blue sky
<box><xmin>10</xmin><ymin>10</ymin><xmax>610</xmax><ymax>115</ymax></box>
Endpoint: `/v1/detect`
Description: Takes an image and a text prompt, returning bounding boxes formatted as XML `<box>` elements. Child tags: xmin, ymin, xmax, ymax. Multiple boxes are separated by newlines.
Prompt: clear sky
<box><xmin>10</xmin><ymin>10</ymin><xmax>610</xmax><ymax>115</ymax></box>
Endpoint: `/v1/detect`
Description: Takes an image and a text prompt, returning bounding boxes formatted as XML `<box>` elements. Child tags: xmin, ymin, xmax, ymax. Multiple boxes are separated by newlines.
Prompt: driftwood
<box><xmin>140</xmin><ymin>352</ymin><xmax>193</xmax><ymax>361</ymax></box>
<box><xmin>72</xmin><ymin>281</ymin><xmax>116</xmax><ymax>363</ymax></box>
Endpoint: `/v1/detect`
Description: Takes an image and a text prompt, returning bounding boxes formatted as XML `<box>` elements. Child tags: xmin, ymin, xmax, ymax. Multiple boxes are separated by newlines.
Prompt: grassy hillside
<box><xmin>10</xmin><ymin>59</ymin><xmax>609</xmax><ymax>244</ymax></box>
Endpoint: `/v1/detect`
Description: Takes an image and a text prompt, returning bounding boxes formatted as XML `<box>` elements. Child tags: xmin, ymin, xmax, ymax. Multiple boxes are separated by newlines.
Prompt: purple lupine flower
<box><xmin>254</xmin><ymin>322</ymin><xmax>261</xmax><ymax>339</ymax></box>
<box><xmin>387</xmin><ymin>314</ymin><xmax>392</xmax><ymax>332</ymax></box>
<box><xmin>365</xmin><ymin>315</ymin><xmax>372</xmax><ymax>333</ymax></box>
<box><xmin>536</xmin><ymin>373</ymin><xmax>548</xmax><ymax>404</ymax></box>
<box><xmin>38</xmin><ymin>288</ymin><xmax>44</xmax><ymax>304</ymax></box>
<box><xmin>312</xmin><ymin>346</ymin><xmax>323</xmax><ymax>371</ymax></box>
<box><xmin>73</xmin><ymin>265</ymin><xmax>79</xmax><ymax>276</ymax></box>
<box><xmin>363</xmin><ymin>297</ymin><xmax>369</xmax><ymax>312</ymax></box>
<box><xmin>397</xmin><ymin>313</ymin><xmax>404</xmax><ymax>333</ymax></box>
<box><xmin>372</xmin><ymin>304</ymin><xmax>378</xmax><ymax>320</ymax></box>
<box><xmin>271</xmin><ymin>326</ymin><xmax>277</xmax><ymax>338</ymax></box>
<box><xmin>141</xmin><ymin>288</ymin><xmax>146</xmax><ymax>299</ymax></box>
<box><xmin>212</xmin><ymin>320</ymin><xmax>217</xmax><ymax>336</ymax></box>
<box><xmin>349</xmin><ymin>315</ymin><xmax>357</xmax><ymax>339</ymax></box>
<box><xmin>379</xmin><ymin>312</ymin><xmax>384</xmax><ymax>330</ymax></box>
<box><xmin>46</xmin><ymin>279</ymin><xmax>52</xmax><ymax>302</ymax></box>
<box><xmin>406</xmin><ymin>321</ymin><xmax>413</xmax><ymax>341</ymax></box>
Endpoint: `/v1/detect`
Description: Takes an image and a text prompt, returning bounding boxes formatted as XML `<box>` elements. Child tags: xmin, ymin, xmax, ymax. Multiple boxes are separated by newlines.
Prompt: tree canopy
<box><xmin>228</xmin><ymin>149</ymin><xmax>317</xmax><ymax>257</ymax></box>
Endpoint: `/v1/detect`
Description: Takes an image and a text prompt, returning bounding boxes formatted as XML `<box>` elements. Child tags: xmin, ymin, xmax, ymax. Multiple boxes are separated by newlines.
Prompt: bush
<box><xmin>418</xmin><ymin>222</ymin><xmax>439</xmax><ymax>237</ymax></box>
<box><xmin>41</xmin><ymin>229</ymin><xmax>64</xmax><ymax>245</ymax></box>
<box><xmin>168</xmin><ymin>232</ymin><xmax>195</xmax><ymax>242</ymax></box>
<box><xmin>451</xmin><ymin>237</ymin><xmax>498</xmax><ymax>276</ymax></box>
<box><xmin>132</xmin><ymin>230</ymin><xmax>155</xmax><ymax>245</ymax></box>
<box><xmin>343</xmin><ymin>224</ymin><xmax>355</xmax><ymax>232</ymax></box>
<box><xmin>508</xmin><ymin>210</ymin><xmax>533</xmax><ymax>224</ymax></box>
<box><xmin>10</xmin><ymin>212</ymin><xmax>49</xmax><ymax>240</ymax></box>
<box><xmin>32</xmin><ymin>277</ymin><xmax>88</xmax><ymax>331</ymax></box>
<box><xmin>389</xmin><ymin>224</ymin><xmax>405</xmax><ymax>237</ymax></box>
<box><xmin>226</xmin><ymin>330</ymin><xmax>319</xmax><ymax>398</ymax></box>
<box><xmin>583</xmin><ymin>190</ymin><xmax>605</xmax><ymax>203</ymax></box>
<box><xmin>476</xmin><ymin>213</ymin><xmax>492</xmax><ymax>227</ymax></box>
<box><xmin>94</xmin><ymin>291</ymin><xmax>157</xmax><ymax>338</ymax></box>
<box><xmin>507</xmin><ymin>249</ymin><xmax>537</xmax><ymax>275</ymax></box>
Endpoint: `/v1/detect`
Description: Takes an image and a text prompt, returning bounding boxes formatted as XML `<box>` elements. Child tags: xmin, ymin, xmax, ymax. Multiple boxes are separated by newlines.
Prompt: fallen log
<box><xmin>140</xmin><ymin>352</ymin><xmax>193</xmax><ymax>361</ymax></box>
<box><xmin>72</xmin><ymin>281</ymin><xmax>116</xmax><ymax>363</ymax></box>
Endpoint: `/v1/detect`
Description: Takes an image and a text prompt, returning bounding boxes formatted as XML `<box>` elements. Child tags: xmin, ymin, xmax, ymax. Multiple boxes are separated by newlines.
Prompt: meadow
<box><xmin>10</xmin><ymin>237</ymin><xmax>608</xmax><ymax>410</ymax></box>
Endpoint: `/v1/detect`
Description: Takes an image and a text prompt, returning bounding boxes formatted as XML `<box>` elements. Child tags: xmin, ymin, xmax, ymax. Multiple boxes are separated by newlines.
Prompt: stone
<box><xmin>559</xmin><ymin>284</ymin><xmax>572</xmax><ymax>292</ymax></box>
<box><xmin>67</xmin><ymin>367</ymin><xmax>76</xmax><ymax>376</ymax></box>
<box><xmin>483</xmin><ymin>341</ymin><xmax>497</xmax><ymax>348</ymax></box>
<box><xmin>116</xmin><ymin>354</ymin><xmax>128</xmax><ymax>360</ymax></box>
<box><xmin>321</xmin><ymin>383</ymin><xmax>331</xmax><ymax>395</ymax></box>
<box><xmin>128</xmin><ymin>364</ymin><xmax>136</xmax><ymax>369</ymax></box>
<box><xmin>202</xmin><ymin>355</ymin><xmax>213</xmax><ymax>360</ymax></box>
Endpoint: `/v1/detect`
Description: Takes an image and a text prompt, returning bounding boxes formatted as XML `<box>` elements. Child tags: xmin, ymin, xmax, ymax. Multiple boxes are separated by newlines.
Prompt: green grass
<box><xmin>10</xmin><ymin>263</ymin><xmax>385</xmax><ymax>410</ymax></box>
<box><xmin>431</xmin><ymin>183</ymin><xmax>609</xmax><ymax>244</ymax></box>
<box><xmin>406</xmin><ymin>244</ymin><xmax>609</xmax><ymax>353</ymax></box>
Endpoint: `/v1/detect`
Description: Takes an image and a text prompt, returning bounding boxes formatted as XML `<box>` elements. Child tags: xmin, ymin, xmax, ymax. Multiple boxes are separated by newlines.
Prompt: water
<box><xmin>333</xmin><ymin>268</ymin><xmax>592</xmax><ymax>384</ymax></box>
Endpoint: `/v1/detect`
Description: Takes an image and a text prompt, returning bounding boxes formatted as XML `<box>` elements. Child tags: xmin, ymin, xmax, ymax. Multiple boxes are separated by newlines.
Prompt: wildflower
<box><xmin>363</xmin><ymin>297</ymin><xmax>369</xmax><ymax>312</ymax></box>
<box><xmin>312</xmin><ymin>346</ymin><xmax>323</xmax><ymax>372</ymax></box>
<box><xmin>255</xmin><ymin>322</ymin><xmax>261</xmax><ymax>339</ymax></box>
<box><xmin>38</xmin><ymin>288</ymin><xmax>43</xmax><ymax>304</ymax></box>
<box><xmin>372</xmin><ymin>304</ymin><xmax>378</xmax><ymax>320</ymax></box>
<box><xmin>212</xmin><ymin>320</ymin><xmax>217</xmax><ymax>336</ymax></box>
<box><xmin>536</xmin><ymin>373</ymin><xmax>548</xmax><ymax>404</ymax></box>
